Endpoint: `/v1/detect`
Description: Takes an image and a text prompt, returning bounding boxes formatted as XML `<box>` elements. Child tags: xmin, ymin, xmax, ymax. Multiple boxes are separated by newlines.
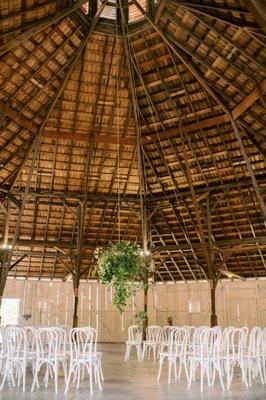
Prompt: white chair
<box><xmin>65</xmin><ymin>327</ymin><xmax>102</xmax><ymax>395</ymax></box>
<box><xmin>23</xmin><ymin>326</ymin><xmax>37</xmax><ymax>354</ymax></box>
<box><xmin>158</xmin><ymin>326</ymin><xmax>176</xmax><ymax>355</ymax></box>
<box><xmin>188</xmin><ymin>327</ymin><xmax>225</xmax><ymax>392</ymax></box>
<box><xmin>142</xmin><ymin>326</ymin><xmax>162</xmax><ymax>362</ymax></box>
<box><xmin>125</xmin><ymin>325</ymin><xmax>142</xmax><ymax>362</ymax></box>
<box><xmin>31</xmin><ymin>327</ymin><xmax>68</xmax><ymax>393</ymax></box>
<box><xmin>0</xmin><ymin>326</ymin><xmax>35</xmax><ymax>392</ymax></box>
<box><xmin>0</xmin><ymin>327</ymin><xmax>7</xmax><ymax>375</ymax></box>
<box><xmin>261</xmin><ymin>328</ymin><xmax>266</xmax><ymax>384</ymax></box>
<box><xmin>157</xmin><ymin>326</ymin><xmax>189</xmax><ymax>383</ymax></box>
<box><xmin>247</xmin><ymin>327</ymin><xmax>264</xmax><ymax>386</ymax></box>
<box><xmin>220</xmin><ymin>327</ymin><xmax>249</xmax><ymax>390</ymax></box>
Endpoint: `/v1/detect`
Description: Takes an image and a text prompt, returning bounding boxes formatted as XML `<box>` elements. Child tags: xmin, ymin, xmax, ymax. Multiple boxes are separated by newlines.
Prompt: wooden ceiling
<box><xmin>0</xmin><ymin>0</ymin><xmax>265</xmax><ymax>282</ymax></box>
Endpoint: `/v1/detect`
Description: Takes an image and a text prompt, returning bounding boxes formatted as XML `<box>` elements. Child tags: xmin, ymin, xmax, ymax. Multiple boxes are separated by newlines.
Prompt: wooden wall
<box><xmin>2</xmin><ymin>279</ymin><xmax>266</xmax><ymax>342</ymax></box>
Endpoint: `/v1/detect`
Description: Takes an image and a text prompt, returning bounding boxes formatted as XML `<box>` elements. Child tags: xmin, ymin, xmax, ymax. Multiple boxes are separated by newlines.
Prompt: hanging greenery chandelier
<box><xmin>95</xmin><ymin>242</ymin><xmax>154</xmax><ymax>322</ymax></box>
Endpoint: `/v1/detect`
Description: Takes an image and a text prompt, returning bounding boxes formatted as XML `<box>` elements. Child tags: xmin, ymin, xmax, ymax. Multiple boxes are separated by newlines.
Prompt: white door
<box><xmin>226</xmin><ymin>298</ymin><xmax>258</xmax><ymax>327</ymax></box>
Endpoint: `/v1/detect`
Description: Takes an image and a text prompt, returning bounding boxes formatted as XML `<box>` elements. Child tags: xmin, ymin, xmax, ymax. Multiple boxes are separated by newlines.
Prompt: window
<box><xmin>188</xmin><ymin>299</ymin><xmax>201</xmax><ymax>314</ymax></box>
<box><xmin>0</xmin><ymin>298</ymin><xmax>20</xmax><ymax>326</ymax></box>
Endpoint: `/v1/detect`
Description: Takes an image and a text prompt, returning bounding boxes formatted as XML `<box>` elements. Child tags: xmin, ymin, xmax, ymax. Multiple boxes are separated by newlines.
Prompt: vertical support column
<box><xmin>72</xmin><ymin>268</ymin><xmax>80</xmax><ymax>328</ymax></box>
<box><xmin>118</xmin><ymin>0</ymin><xmax>149</xmax><ymax>337</ymax></box>
<box><xmin>210</xmin><ymin>278</ymin><xmax>218</xmax><ymax>327</ymax></box>
<box><xmin>0</xmin><ymin>199</ymin><xmax>10</xmax><ymax>323</ymax></box>
<box><xmin>206</xmin><ymin>197</ymin><xmax>218</xmax><ymax>327</ymax></box>
<box><xmin>142</xmin><ymin>204</ymin><xmax>149</xmax><ymax>339</ymax></box>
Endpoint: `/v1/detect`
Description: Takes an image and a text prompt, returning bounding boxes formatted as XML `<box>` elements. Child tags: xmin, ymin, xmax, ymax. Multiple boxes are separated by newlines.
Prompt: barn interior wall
<box><xmin>2</xmin><ymin>279</ymin><xmax>266</xmax><ymax>342</ymax></box>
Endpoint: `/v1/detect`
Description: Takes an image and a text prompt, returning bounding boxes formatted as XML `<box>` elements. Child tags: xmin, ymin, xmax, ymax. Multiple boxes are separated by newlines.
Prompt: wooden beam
<box><xmin>230</xmin><ymin>117</ymin><xmax>266</xmax><ymax>221</ymax></box>
<box><xmin>140</xmin><ymin>78</ymin><xmax>266</xmax><ymax>145</ymax></box>
<box><xmin>0</xmin><ymin>0</ymin><xmax>88</xmax><ymax>57</ymax></box>
<box><xmin>0</xmin><ymin>101</ymin><xmax>38</xmax><ymax>134</ymax></box>
<box><xmin>176</xmin><ymin>1</ymin><xmax>250</xmax><ymax>14</ymax></box>
<box><xmin>140</xmin><ymin>114</ymin><xmax>229</xmax><ymax>145</ymax></box>
<box><xmin>232</xmin><ymin>79</ymin><xmax>266</xmax><ymax>120</ymax></box>
<box><xmin>0</xmin><ymin>101</ymin><xmax>135</xmax><ymax>146</ymax></box>
<box><xmin>43</xmin><ymin>128</ymin><xmax>136</xmax><ymax>145</ymax></box>
<box><xmin>13</xmin><ymin>236</ymin><xmax>266</xmax><ymax>251</ymax></box>
<box><xmin>243</xmin><ymin>0</ymin><xmax>266</xmax><ymax>34</ymax></box>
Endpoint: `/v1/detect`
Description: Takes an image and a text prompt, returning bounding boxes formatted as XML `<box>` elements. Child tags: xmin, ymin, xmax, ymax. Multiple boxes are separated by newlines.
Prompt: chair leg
<box><xmin>22</xmin><ymin>361</ymin><xmax>26</xmax><ymax>393</ymax></box>
<box><xmin>168</xmin><ymin>360</ymin><xmax>172</xmax><ymax>384</ymax></box>
<box><xmin>99</xmin><ymin>360</ymin><xmax>104</xmax><ymax>381</ymax></box>
<box><xmin>64</xmin><ymin>364</ymin><xmax>73</xmax><ymax>394</ymax></box>
<box><xmin>137</xmin><ymin>345</ymin><xmax>141</xmax><ymax>362</ymax></box>
<box><xmin>89</xmin><ymin>362</ymin><xmax>93</xmax><ymax>396</ymax></box>
<box><xmin>157</xmin><ymin>357</ymin><xmax>163</xmax><ymax>381</ymax></box>
<box><xmin>0</xmin><ymin>361</ymin><xmax>9</xmax><ymax>391</ymax></box>
<box><xmin>31</xmin><ymin>363</ymin><xmax>40</xmax><ymax>392</ymax></box>
<box><xmin>200</xmin><ymin>363</ymin><xmax>204</xmax><ymax>393</ymax></box>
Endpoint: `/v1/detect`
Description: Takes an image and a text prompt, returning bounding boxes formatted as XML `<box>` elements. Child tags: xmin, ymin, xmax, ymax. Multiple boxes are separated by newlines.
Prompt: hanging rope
<box><xmin>116</xmin><ymin>0</ymin><xmax>121</xmax><ymax>242</ymax></box>
<box><xmin>122</xmin><ymin>20</ymin><xmax>207</xmax><ymax>279</ymax></box>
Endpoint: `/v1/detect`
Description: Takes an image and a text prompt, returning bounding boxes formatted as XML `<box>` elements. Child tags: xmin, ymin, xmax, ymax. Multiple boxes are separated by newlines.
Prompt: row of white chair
<box><xmin>125</xmin><ymin>325</ymin><xmax>266</xmax><ymax>392</ymax></box>
<box><xmin>0</xmin><ymin>325</ymin><xmax>103</xmax><ymax>395</ymax></box>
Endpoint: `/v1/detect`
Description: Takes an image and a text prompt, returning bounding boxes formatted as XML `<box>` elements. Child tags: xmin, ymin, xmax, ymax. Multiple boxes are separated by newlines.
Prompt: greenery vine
<box><xmin>96</xmin><ymin>242</ymin><xmax>146</xmax><ymax>315</ymax></box>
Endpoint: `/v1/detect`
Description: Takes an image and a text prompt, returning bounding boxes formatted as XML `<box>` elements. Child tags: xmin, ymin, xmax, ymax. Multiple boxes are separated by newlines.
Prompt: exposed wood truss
<box><xmin>0</xmin><ymin>0</ymin><xmax>265</xmax><ymax>284</ymax></box>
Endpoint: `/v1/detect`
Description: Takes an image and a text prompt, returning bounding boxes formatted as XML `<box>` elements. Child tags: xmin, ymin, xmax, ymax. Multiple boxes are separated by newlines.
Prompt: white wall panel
<box><xmin>2</xmin><ymin>279</ymin><xmax>266</xmax><ymax>342</ymax></box>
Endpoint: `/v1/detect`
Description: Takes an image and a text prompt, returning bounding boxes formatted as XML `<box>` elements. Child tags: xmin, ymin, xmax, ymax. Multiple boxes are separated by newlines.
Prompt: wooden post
<box><xmin>72</xmin><ymin>273</ymin><xmax>80</xmax><ymax>328</ymax></box>
<box><xmin>117</xmin><ymin>1</ymin><xmax>149</xmax><ymax>339</ymax></box>
<box><xmin>206</xmin><ymin>197</ymin><xmax>218</xmax><ymax>327</ymax></box>
<box><xmin>210</xmin><ymin>278</ymin><xmax>218</xmax><ymax>327</ymax></box>
<box><xmin>142</xmin><ymin>205</ymin><xmax>149</xmax><ymax>340</ymax></box>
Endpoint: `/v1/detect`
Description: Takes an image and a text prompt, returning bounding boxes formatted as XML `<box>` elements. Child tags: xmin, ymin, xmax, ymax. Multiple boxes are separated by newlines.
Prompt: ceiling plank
<box><xmin>0</xmin><ymin>0</ymin><xmax>88</xmax><ymax>57</ymax></box>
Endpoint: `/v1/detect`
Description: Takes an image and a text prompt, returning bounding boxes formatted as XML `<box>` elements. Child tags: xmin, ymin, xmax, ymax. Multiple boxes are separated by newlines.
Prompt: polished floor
<box><xmin>0</xmin><ymin>344</ymin><xmax>265</xmax><ymax>399</ymax></box>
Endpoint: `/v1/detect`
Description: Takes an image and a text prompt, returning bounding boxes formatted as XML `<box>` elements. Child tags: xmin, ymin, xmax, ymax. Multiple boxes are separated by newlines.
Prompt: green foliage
<box><xmin>137</xmin><ymin>310</ymin><xmax>148</xmax><ymax>328</ymax></box>
<box><xmin>97</xmin><ymin>242</ymin><xmax>145</xmax><ymax>314</ymax></box>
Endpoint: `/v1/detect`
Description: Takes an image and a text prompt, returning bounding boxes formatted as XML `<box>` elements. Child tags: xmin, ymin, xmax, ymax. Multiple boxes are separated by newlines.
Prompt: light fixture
<box><xmin>219</xmin><ymin>269</ymin><xmax>245</xmax><ymax>281</ymax></box>
<box><xmin>140</xmin><ymin>249</ymin><xmax>150</xmax><ymax>257</ymax></box>
<box><xmin>1</xmin><ymin>243</ymin><xmax>12</xmax><ymax>250</ymax></box>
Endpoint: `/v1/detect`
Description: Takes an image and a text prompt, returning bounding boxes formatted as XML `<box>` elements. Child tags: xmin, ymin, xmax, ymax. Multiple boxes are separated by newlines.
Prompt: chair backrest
<box><xmin>128</xmin><ymin>325</ymin><xmax>142</xmax><ymax>342</ymax></box>
<box><xmin>190</xmin><ymin>326</ymin><xmax>209</xmax><ymax>356</ymax></box>
<box><xmin>6</xmin><ymin>326</ymin><xmax>27</xmax><ymax>359</ymax></box>
<box><xmin>262</xmin><ymin>328</ymin><xmax>266</xmax><ymax>356</ymax></box>
<box><xmin>0</xmin><ymin>326</ymin><xmax>8</xmax><ymax>357</ymax></box>
<box><xmin>146</xmin><ymin>326</ymin><xmax>162</xmax><ymax>342</ymax></box>
<box><xmin>35</xmin><ymin>327</ymin><xmax>62</xmax><ymax>362</ymax></box>
<box><xmin>170</xmin><ymin>327</ymin><xmax>189</xmax><ymax>356</ymax></box>
<box><xmin>23</xmin><ymin>326</ymin><xmax>37</xmax><ymax>352</ymax></box>
<box><xmin>161</xmin><ymin>326</ymin><xmax>174</xmax><ymax>343</ymax></box>
<box><xmin>223</xmin><ymin>327</ymin><xmax>247</xmax><ymax>358</ymax></box>
<box><xmin>248</xmin><ymin>327</ymin><xmax>262</xmax><ymax>357</ymax></box>
<box><xmin>69</xmin><ymin>327</ymin><xmax>95</xmax><ymax>362</ymax></box>
<box><xmin>50</xmin><ymin>326</ymin><xmax>68</xmax><ymax>355</ymax></box>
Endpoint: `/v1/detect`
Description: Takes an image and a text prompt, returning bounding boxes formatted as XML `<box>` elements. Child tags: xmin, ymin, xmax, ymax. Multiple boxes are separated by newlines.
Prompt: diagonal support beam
<box><xmin>232</xmin><ymin>79</ymin><xmax>266</xmax><ymax>120</ymax></box>
<box><xmin>0</xmin><ymin>101</ymin><xmax>38</xmax><ymax>134</ymax></box>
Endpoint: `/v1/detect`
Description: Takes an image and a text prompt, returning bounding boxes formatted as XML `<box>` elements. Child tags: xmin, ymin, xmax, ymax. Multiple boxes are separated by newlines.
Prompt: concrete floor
<box><xmin>0</xmin><ymin>344</ymin><xmax>265</xmax><ymax>399</ymax></box>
